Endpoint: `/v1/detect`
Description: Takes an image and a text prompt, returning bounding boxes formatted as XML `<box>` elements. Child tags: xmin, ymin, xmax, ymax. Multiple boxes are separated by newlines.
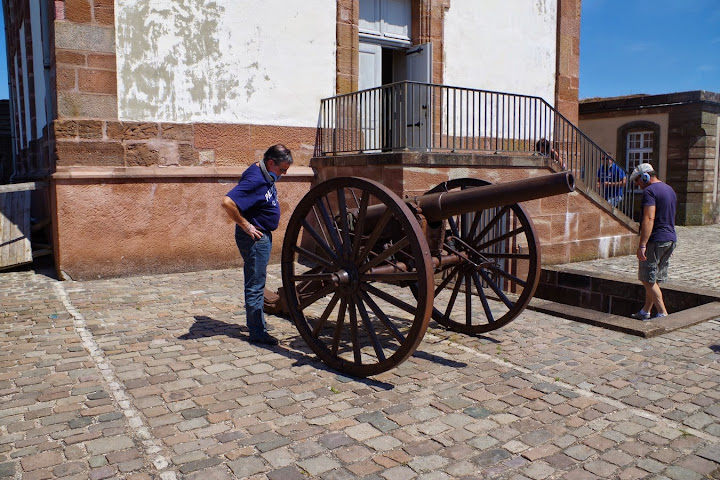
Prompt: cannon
<box><xmin>280</xmin><ymin>172</ymin><xmax>575</xmax><ymax>377</ymax></box>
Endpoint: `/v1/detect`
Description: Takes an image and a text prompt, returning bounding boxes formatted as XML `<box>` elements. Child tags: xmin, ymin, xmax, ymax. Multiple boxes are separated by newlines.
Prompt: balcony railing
<box><xmin>316</xmin><ymin>81</ymin><xmax>639</xmax><ymax>221</ymax></box>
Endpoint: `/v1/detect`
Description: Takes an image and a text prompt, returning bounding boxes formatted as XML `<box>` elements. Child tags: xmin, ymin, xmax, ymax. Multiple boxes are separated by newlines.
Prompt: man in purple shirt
<box><xmin>628</xmin><ymin>163</ymin><xmax>677</xmax><ymax>321</ymax></box>
<box><xmin>222</xmin><ymin>144</ymin><xmax>293</xmax><ymax>344</ymax></box>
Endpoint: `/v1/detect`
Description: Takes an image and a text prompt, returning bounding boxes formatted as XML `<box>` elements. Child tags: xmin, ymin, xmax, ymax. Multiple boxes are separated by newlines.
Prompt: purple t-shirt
<box><xmin>642</xmin><ymin>182</ymin><xmax>677</xmax><ymax>243</ymax></box>
<box><xmin>225</xmin><ymin>163</ymin><xmax>280</xmax><ymax>232</ymax></box>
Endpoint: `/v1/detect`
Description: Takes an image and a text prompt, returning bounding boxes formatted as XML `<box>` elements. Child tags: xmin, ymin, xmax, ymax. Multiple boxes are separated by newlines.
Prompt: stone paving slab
<box><xmin>1</xmin><ymin>262</ymin><xmax>719</xmax><ymax>479</ymax></box>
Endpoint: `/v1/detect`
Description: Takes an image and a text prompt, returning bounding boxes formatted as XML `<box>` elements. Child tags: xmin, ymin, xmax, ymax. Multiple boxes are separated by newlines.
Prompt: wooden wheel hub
<box><xmin>332</xmin><ymin>264</ymin><xmax>358</xmax><ymax>293</ymax></box>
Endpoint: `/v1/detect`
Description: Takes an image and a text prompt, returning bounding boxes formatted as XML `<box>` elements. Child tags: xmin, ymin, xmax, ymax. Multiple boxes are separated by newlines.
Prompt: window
<box><xmin>359</xmin><ymin>0</ymin><xmax>412</xmax><ymax>46</ymax></box>
<box><xmin>626</xmin><ymin>131</ymin><xmax>654</xmax><ymax>173</ymax></box>
<box><xmin>618</xmin><ymin>121</ymin><xmax>660</xmax><ymax>176</ymax></box>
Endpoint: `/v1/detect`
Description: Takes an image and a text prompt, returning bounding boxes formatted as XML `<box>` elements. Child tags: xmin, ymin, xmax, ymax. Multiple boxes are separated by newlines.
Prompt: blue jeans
<box><xmin>235</xmin><ymin>227</ymin><xmax>272</xmax><ymax>337</ymax></box>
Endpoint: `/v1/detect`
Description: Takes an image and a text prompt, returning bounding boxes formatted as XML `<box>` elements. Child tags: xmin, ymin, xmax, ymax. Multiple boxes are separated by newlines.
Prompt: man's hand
<box><xmin>222</xmin><ymin>196</ymin><xmax>263</xmax><ymax>240</ymax></box>
<box><xmin>242</xmin><ymin>223</ymin><xmax>263</xmax><ymax>240</ymax></box>
<box><xmin>636</xmin><ymin>245</ymin><xmax>647</xmax><ymax>261</ymax></box>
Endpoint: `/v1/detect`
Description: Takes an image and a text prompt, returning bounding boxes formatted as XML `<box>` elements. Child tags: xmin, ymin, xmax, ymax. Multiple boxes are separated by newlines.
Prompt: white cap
<box><xmin>629</xmin><ymin>163</ymin><xmax>655</xmax><ymax>183</ymax></box>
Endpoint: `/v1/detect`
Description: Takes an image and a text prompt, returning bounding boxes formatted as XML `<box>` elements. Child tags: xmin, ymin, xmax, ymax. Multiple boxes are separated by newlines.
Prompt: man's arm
<box><xmin>222</xmin><ymin>196</ymin><xmax>263</xmax><ymax>240</ymax></box>
<box><xmin>637</xmin><ymin>204</ymin><xmax>656</xmax><ymax>260</ymax></box>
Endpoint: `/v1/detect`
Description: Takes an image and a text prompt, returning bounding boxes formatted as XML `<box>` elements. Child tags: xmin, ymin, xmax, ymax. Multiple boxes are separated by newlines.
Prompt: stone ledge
<box><xmin>52</xmin><ymin>166</ymin><xmax>316</xmax><ymax>181</ymax></box>
<box><xmin>528</xmin><ymin>297</ymin><xmax>720</xmax><ymax>338</ymax></box>
<box><xmin>311</xmin><ymin>151</ymin><xmax>550</xmax><ymax>168</ymax></box>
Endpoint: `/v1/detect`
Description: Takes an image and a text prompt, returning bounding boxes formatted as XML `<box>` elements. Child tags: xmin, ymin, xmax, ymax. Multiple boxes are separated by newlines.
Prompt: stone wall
<box><xmin>51</xmin><ymin>119</ymin><xmax>317</xmax><ymax>280</ymax></box>
<box><xmin>52</xmin><ymin>168</ymin><xmax>313</xmax><ymax>280</ymax></box>
<box><xmin>667</xmin><ymin>102</ymin><xmax>720</xmax><ymax>225</ymax></box>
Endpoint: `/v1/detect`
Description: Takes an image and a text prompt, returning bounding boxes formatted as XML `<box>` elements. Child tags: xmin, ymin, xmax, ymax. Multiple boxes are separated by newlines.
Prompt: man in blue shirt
<box><xmin>628</xmin><ymin>163</ymin><xmax>677</xmax><ymax>321</ymax></box>
<box><xmin>597</xmin><ymin>154</ymin><xmax>626</xmax><ymax>207</ymax></box>
<box><xmin>222</xmin><ymin>144</ymin><xmax>293</xmax><ymax>344</ymax></box>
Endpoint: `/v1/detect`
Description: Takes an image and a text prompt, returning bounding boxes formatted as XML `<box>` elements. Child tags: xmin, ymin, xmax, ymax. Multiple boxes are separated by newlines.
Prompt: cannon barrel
<box><xmin>361</xmin><ymin>171</ymin><xmax>575</xmax><ymax>226</ymax></box>
<box><xmin>413</xmin><ymin>171</ymin><xmax>575</xmax><ymax>223</ymax></box>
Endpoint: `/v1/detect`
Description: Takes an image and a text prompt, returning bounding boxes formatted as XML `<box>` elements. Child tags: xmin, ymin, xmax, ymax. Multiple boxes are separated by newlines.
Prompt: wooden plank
<box><xmin>0</xmin><ymin>190</ymin><xmax>33</xmax><ymax>270</ymax></box>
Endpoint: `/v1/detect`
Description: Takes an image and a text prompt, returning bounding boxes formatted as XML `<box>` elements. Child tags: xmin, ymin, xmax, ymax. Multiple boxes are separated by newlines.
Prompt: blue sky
<box><xmin>580</xmin><ymin>0</ymin><xmax>720</xmax><ymax>99</ymax></box>
<box><xmin>1</xmin><ymin>2</ymin><xmax>719</xmax><ymax>100</ymax></box>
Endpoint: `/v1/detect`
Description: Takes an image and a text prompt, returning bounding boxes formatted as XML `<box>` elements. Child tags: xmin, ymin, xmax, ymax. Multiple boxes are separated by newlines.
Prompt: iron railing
<box><xmin>316</xmin><ymin>81</ymin><xmax>640</xmax><ymax>221</ymax></box>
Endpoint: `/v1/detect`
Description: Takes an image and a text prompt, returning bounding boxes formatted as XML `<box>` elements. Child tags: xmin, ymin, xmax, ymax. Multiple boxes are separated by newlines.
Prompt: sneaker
<box><xmin>630</xmin><ymin>310</ymin><xmax>651</xmax><ymax>321</ymax></box>
<box><xmin>248</xmin><ymin>333</ymin><xmax>279</xmax><ymax>345</ymax></box>
<box><xmin>653</xmin><ymin>313</ymin><xmax>667</xmax><ymax>318</ymax></box>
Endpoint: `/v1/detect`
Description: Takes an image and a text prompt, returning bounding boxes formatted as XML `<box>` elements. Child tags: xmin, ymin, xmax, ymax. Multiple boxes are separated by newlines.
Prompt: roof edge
<box><xmin>579</xmin><ymin>90</ymin><xmax>720</xmax><ymax>113</ymax></box>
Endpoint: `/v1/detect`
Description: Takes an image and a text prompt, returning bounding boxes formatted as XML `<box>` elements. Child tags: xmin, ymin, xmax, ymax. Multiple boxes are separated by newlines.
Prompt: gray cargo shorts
<box><xmin>638</xmin><ymin>241</ymin><xmax>676</xmax><ymax>283</ymax></box>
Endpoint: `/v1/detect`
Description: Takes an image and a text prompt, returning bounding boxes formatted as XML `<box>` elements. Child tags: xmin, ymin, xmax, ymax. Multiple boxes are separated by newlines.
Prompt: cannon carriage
<box><xmin>280</xmin><ymin>172</ymin><xmax>575</xmax><ymax>377</ymax></box>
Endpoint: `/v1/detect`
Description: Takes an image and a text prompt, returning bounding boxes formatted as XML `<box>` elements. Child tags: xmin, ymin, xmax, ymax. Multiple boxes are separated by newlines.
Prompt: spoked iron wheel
<box><xmin>421</xmin><ymin>178</ymin><xmax>541</xmax><ymax>334</ymax></box>
<box><xmin>281</xmin><ymin>177</ymin><xmax>434</xmax><ymax>377</ymax></box>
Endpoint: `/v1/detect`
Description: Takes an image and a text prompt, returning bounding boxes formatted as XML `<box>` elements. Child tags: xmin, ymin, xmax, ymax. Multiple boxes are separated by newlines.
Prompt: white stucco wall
<box><xmin>115</xmin><ymin>0</ymin><xmax>336</xmax><ymax>126</ymax></box>
<box><xmin>444</xmin><ymin>0</ymin><xmax>557</xmax><ymax>105</ymax></box>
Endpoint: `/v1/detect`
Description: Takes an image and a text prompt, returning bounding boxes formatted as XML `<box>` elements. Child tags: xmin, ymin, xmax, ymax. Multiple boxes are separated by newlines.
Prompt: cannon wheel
<box><xmin>281</xmin><ymin>177</ymin><xmax>434</xmax><ymax>377</ymax></box>
<box><xmin>420</xmin><ymin>177</ymin><xmax>541</xmax><ymax>334</ymax></box>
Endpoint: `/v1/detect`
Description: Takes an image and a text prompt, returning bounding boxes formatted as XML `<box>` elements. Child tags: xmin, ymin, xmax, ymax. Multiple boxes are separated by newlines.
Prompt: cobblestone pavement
<box><xmin>1</xmin><ymin>226</ymin><xmax>720</xmax><ymax>479</ymax></box>
<box><xmin>567</xmin><ymin>224</ymin><xmax>720</xmax><ymax>293</ymax></box>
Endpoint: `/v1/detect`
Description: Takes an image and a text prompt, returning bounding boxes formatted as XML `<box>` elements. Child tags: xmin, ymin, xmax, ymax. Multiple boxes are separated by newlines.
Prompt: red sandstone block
<box><xmin>213</xmin><ymin>148</ymin><xmax>255</xmax><ymax>167</ymax></box>
<box><xmin>193</xmin><ymin>123</ymin><xmax>251</xmax><ymax>149</ymax></box>
<box><xmin>577</xmin><ymin>213</ymin><xmax>602</xmax><ymax>240</ymax></box>
<box><xmin>178</xmin><ymin>144</ymin><xmax>199</xmax><ymax>166</ymax></box>
<box><xmin>56</xmin><ymin>51</ymin><xmax>86</xmax><ymax>66</ymax></box>
<box><xmin>125</xmin><ymin>142</ymin><xmax>159</xmax><ymax>167</ymax></box>
<box><xmin>531</xmin><ymin>216</ymin><xmax>553</xmax><ymax>243</ymax></box>
<box><xmin>56</xmin><ymin>140</ymin><xmax>124</xmax><ymax>166</ymax></box>
<box><xmin>542</xmin><ymin>241</ymin><xmax>570</xmax><ymax>264</ymax></box>
<box><xmin>549</xmin><ymin>213</ymin><xmax>574</xmax><ymax>243</ymax></box>
<box><xmin>78</xmin><ymin>120</ymin><xmax>103</xmax><ymax>139</ymax></box>
<box><xmin>568</xmin><ymin>239</ymin><xmax>601</xmax><ymax>263</ymax></box>
<box><xmin>65</xmin><ymin>0</ymin><xmax>91</xmax><ymax>23</ymax></box>
<box><xmin>336</xmin><ymin>73</ymin><xmax>356</xmax><ymax>95</ymax></box>
<box><xmin>87</xmin><ymin>53</ymin><xmax>116</xmax><ymax>70</ymax></box>
<box><xmin>250</xmin><ymin>125</ymin><xmax>316</xmax><ymax>163</ymax></box>
<box><xmin>78</xmin><ymin>69</ymin><xmax>117</xmax><ymax>95</ymax></box>
<box><xmin>403</xmin><ymin>168</ymin><xmax>449</xmax><ymax>193</ymax></box>
<box><xmin>56</xmin><ymin>67</ymin><xmax>76</xmax><ymax>91</ymax></box>
<box><xmin>107</xmin><ymin>122</ymin><xmax>158</xmax><ymax>140</ymax></box>
<box><xmin>54</xmin><ymin>120</ymin><xmax>78</xmax><ymax>139</ymax></box>
<box><xmin>94</xmin><ymin>1</ymin><xmax>114</xmax><ymax>26</ymax></box>
<box><xmin>161</xmin><ymin>123</ymin><xmax>193</xmax><ymax>141</ymax></box>
<box><xmin>540</xmin><ymin>192</ymin><xmax>569</xmax><ymax>215</ymax></box>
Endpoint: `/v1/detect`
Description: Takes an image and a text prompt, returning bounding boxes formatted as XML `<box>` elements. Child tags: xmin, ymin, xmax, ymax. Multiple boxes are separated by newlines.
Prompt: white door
<box><xmin>359</xmin><ymin>42</ymin><xmax>382</xmax><ymax>151</ymax></box>
<box><xmin>404</xmin><ymin>43</ymin><xmax>432</xmax><ymax>150</ymax></box>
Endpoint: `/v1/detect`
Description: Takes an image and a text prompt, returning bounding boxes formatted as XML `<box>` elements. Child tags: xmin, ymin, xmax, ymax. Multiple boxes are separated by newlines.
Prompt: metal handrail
<box><xmin>315</xmin><ymin>81</ymin><xmax>639</xmax><ymax>221</ymax></box>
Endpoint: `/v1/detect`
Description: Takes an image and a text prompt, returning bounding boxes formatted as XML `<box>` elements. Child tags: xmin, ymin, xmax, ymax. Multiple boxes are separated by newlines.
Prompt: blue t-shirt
<box><xmin>226</xmin><ymin>163</ymin><xmax>280</xmax><ymax>232</ymax></box>
<box><xmin>642</xmin><ymin>182</ymin><xmax>677</xmax><ymax>243</ymax></box>
<box><xmin>597</xmin><ymin>163</ymin><xmax>626</xmax><ymax>199</ymax></box>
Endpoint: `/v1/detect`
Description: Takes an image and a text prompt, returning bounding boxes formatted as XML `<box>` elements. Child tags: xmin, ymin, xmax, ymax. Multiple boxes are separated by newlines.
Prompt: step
<box><xmin>533</xmin><ymin>266</ymin><xmax>720</xmax><ymax>337</ymax></box>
